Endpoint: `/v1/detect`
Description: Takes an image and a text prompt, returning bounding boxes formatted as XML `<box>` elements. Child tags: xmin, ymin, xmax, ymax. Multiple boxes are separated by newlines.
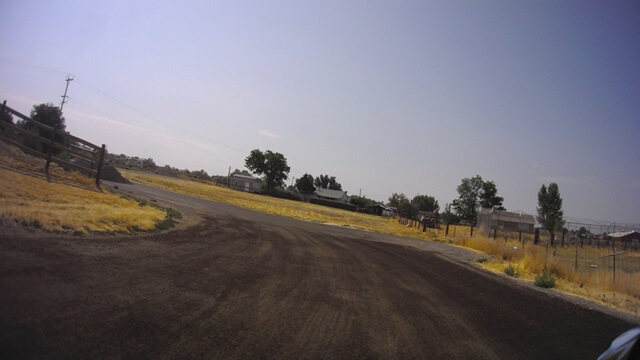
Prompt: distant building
<box><xmin>365</xmin><ymin>204</ymin><xmax>396</xmax><ymax>217</ymax></box>
<box><xmin>477</xmin><ymin>208</ymin><xmax>535</xmax><ymax>235</ymax></box>
<box><xmin>229</xmin><ymin>173</ymin><xmax>262</xmax><ymax>193</ymax></box>
<box><xmin>312</xmin><ymin>188</ymin><xmax>350</xmax><ymax>204</ymax></box>
<box><xmin>607</xmin><ymin>230</ymin><xmax>640</xmax><ymax>243</ymax></box>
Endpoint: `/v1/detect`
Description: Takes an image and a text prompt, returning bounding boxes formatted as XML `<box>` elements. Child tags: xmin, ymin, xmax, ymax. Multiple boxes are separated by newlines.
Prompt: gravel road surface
<box><xmin>1</xmin><ymin>181</ymin><xmax>637</xmax><ymax>359</ymax></box>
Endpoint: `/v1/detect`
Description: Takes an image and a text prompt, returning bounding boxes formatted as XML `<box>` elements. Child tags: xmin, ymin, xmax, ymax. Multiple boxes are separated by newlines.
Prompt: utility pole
<box><xmin>359</xmin><ymin>188</ymin><xmax>361</xmax><ymax>197</ymax></box>
<box><xmin>60</xmin><ymin>75</ymin><xmax>74</xmax><ymax>113</ymax></box>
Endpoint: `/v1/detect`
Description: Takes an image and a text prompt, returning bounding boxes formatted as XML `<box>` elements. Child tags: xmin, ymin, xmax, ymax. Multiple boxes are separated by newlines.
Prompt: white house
<box><xmin>313</xmin><ymin>188</ymin><xmax>350</xmax><ymax>203</ymax></box>
<box><xmin>229</xmin><ymin>173</ymin><xmax>262</xmax><ymax>193</ymax></box>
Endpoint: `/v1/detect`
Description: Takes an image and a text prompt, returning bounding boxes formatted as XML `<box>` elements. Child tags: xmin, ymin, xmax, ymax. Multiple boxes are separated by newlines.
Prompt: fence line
<box><xmin>397</xmin><ymin>216</ymin><xmax>639</xmax><ymax>293</ymax></box>
<box><xmin>0</xmin><ymin>100</ymin><xmax>107</xmax><ymax>188</ymax></box>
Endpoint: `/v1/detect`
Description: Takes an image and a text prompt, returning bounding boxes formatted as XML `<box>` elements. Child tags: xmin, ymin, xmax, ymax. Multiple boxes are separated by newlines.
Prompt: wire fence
<box><xmin>0</xmin><ymin>101</ymin><xmax>107</xmax><ymax>188</ymax></box>
<box><xmin>397</xmin><ymin>217</ymin><xmax>640</xmax><ymax>296</ymax></box>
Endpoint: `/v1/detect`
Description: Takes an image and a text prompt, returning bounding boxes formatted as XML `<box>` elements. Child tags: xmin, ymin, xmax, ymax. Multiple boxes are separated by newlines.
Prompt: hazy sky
<box><xmin>1</xmin><ymin>1</ymin><xmax>639</xmax><ymax>224</ymax></box>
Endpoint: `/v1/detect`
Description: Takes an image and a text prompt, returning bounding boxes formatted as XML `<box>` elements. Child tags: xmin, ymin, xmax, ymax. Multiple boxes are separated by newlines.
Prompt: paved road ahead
<box><xmin>1</xmin><ymin>181</ymin><xmax>637</xmax><ymax>359</ymax></box>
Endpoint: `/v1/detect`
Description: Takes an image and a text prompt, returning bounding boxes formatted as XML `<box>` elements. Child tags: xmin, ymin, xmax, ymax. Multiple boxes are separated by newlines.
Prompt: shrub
<box><xmin>309</xmin><ymin>197</ymin><xmax>357</xmax><ymax>211</ymax></box>
<box><xmin>165</xmin><ymin>207</ymin><xmax>182</xmax><ymax>219</ymax></box>
<box><xmin>535</xmin><ymin>266</ymin><xmax>556</xmax><ymax>288</ymax></box>
<box><xmin>504</xmin><ymin>264</ymin><xmax>520</xmax><ymax>278</ymax></box>
<box><xmin>262</xmin><ymin>189</ymin><xmax>300</xmax><ymax>201</ymax></box>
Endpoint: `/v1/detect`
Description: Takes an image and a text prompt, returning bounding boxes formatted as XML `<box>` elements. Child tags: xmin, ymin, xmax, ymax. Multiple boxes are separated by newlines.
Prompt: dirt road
<box><xmin>1</xmin><ymin>182</ymin><xmax>637</xmax><ymax>359</ymax></box>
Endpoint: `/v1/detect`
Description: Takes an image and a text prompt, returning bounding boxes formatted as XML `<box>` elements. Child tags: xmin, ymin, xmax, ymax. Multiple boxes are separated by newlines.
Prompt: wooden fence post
<box><xmin>470</xmin><ymin>226</ymin><xmax>474</xmax><ymax>237</ymax></box>
<box><xmin>518</xmin><ymin>231</ymin><xmax>522</xmax><ymax>243</ymax></box>
<box><xmin>95</xmin><ymin>144</ymin><xmax>106</xmax><ymax>188</ymax></box>
<box><xmin>0</xmin><ymin>100</ymin><xmax>5</xmax><ymax>132</ymax></box>
<box><xmin>574</xmin><ymin>237</ymin><xmax>579</xmax><ymax>271</ymax></box>
<box><xmin>44</xmin><ymin>126</ymin><xmax>58</xmax><ymax>182</ymax></box>
<box><xmin>493</xmin><ymin>228</ymin><xmax>497</xmax><ymax>240</ymax></box>
<box><xmin>445</xmin><ymin>223</ymin><xmax>449</xmax><ymax>236</ymax></box>
<box><xmin>613</xmin><ymin>241</ymin><xmax>616</xmax><ymax>286</ymax></box>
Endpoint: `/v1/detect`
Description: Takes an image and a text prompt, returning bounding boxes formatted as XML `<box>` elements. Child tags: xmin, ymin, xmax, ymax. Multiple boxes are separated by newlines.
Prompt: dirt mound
<box><xmin>0</xmin><ymin>141</ymin><xmax>44</xmax><ymax>169</ymax></box>
<box><xmin>100</xmin><ymin>165</ymin><xmax>131</xmax><ymax>184</ymax></box>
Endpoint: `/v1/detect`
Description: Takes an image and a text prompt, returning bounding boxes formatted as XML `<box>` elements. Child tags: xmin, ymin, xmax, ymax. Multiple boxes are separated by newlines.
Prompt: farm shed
<box><xmin>313</xmin><ymin>188</ymin><xmax>350</xmax><ymax>204</ymax></box>
<box><xmin>607</xmin><ymin>230</ymin><xmax>640</xmax><ymax>243</ymax></box>
<box><xmin>477</xmin><ymin>208</ymin><xmax>535</xmax><ymax>235</ymax></box>
<box><xmin>364</xmin><ymin>204</ymin><xmax>396</xmax><ymax>217</ymax></box>
<box><xmin>229</xmin><ymin>173</ymin><xmax>262</xmax><ymax>193</ymax></box>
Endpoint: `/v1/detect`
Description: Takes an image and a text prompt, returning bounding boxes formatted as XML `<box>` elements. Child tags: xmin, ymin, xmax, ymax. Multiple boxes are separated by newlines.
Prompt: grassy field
<box><xmin>122</xmin><ymin>170</ymin><xmax>439</xmax><ymax>240</ymax></box>
<box><xmin>0</xmin><ymin>168</ymin><xmax>167</xmax><ymax>233</ymax></box>
<box><xmin>451</xmin><ymin>233</ymin><xmax>640</xmax><ymax>314</ymax></box>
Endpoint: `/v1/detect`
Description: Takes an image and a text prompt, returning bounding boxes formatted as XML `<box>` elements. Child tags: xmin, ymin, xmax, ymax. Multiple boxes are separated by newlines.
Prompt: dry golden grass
<box><xmin>483</xmin><ymin>257</ymin><xmax>640</xmax><ymax>315</ymax></box>
<box><xmin>0</xmin><ymin>169</ymin><xmax>166</xmax><ymax>233</ymax></box>
<box><xmin>0</xmin><ymin>141</ymin><xmax>95</xmax><ymax>187</ymax></box>
<box><xmin>452</xmin><ymin>232</ymin><xmax>640</xmax><ymax>314</ymax></box>
<box><xmin>123</xmin><ymin>170</ymin><xmax>443</xmax><ymax>241</ymax></box>
<box><xmin>124</xmin><ymin>170</ymin><xmax>640</xmax><ymax>314</ymax></box>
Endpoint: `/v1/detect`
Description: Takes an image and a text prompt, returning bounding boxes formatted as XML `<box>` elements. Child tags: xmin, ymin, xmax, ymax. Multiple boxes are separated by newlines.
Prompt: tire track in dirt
<box><xmin>2</xmin><ymin>184</ymin><xmax>639</xmax><ymax>359</ymax></box>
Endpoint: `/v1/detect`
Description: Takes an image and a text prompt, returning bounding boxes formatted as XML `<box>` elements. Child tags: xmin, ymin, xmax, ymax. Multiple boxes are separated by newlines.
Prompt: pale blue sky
<box><xmin>1</xmin><ymin>1</ymin><xmax>638</xmax><ymax>224</ymax></box>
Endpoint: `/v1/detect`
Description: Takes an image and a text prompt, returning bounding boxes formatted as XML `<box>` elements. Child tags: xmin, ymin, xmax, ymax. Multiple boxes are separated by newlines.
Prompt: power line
<box><xmin>59</xmin><ymin>75</ymin><xmax>74</xmax><ymax>112</ymax></box>
<box><xmin>0</xmin><ymin>57</ymin><xmax>68</xmax><ymax>76</ymax></box>
<box><xmin>0</xmin><ymin>57</ymin><xmax>247</xmax><ymax>154</ymax></box>
<box><xmin>73</xmin><ymin>77</ymin><xmax>247</xmax><ymax>153</ymax></box>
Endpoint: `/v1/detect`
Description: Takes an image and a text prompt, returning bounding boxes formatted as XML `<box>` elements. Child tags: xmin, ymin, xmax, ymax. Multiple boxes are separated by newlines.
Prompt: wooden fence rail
<box><xmin>0</xmin><ymin>100</ymin><xmax>107</xmax><ymax>188</ymax></box>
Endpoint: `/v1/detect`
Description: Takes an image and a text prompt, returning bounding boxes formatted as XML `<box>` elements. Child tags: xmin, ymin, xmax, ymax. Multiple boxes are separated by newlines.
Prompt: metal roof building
<box><xmin>477</xmin><ymin>208</ymin><xmax>536</xmax><ymax>235</ymax></box>
<box><xmin>607</xmin><ymin>230</ymin><xmax>640</xmax><ymax>242</ymax></box>
<box><xmin>313</xmin><ymin>188</ymin><xmax>350</xmax><ymax>204</ymax></box>
<box><xmin>229</xmin><ymin>173</ymin><xmax>262</xmax><ymax>193</ymax></box>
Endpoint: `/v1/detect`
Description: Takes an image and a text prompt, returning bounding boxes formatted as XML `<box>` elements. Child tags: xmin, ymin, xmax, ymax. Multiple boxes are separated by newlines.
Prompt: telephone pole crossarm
<box><xmin>60</xmin><ymin>75</ymin><xmax>74</xmax><ymax>112</ymax></box>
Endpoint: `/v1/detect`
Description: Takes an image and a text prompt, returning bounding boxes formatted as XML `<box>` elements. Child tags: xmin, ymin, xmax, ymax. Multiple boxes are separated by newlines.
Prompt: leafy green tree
<box><xmin>190</xmin><ymin>169</ymin><xmax>210</xmax><ymax>181</ymax></box>
<box><xmin>232</xmin><ymin>168</ymin><xmax>252</xmax><ymax>176</ymax></box>
<box><xmin>451</xmin><ymin>175</ymin><xmax>484</xmax><ymax>222</ymax></box>
<box><xmin>245</xmin><ymin>149</ymin><xmax>290</xmax><ymax>191</ymax></box>
<box><xmin>441</xmin><ymin>203</ymin><xmax>461</xmax><ymax>225</ymax></box>
<box><xmin>479</xmin><ymin>181</ymin><xmax>504</xmax><ymax>210</ymax></box>
<box><xmin>19</xmin><ymin>103</ymin><xmax>67</xmax><ymax>155</ymax></box>
<box><xmin>349</xmin><ymin>195</ymin><xmax>379</xmax><ymax>207</ymax></box>
<box><xmin>387</xmin><ymin>193</ymin><xmax>418</xmax><ymax>219</ymax></box>
<box><xmin>314</xmin><ymin>174</ymin><xmax>342</xmax><ymax>190</ymax></box>
<box><xmin>411</xmin><ymin>194</ymin><xmax>440</xmax><ymax>213</ymax></box>
<box><xmin>577</xmin><ymin>226</ymin><xmax>590</xmax><ymax>238</ymax></box>
<box><xmin>295</xmin><ymin>173</ymin><xmax>316</xmax><ymax>198</ymax></box>
<box><xmin>398</xmin><ymin>200</ymin><xmax>419</xmax><ymax>219</ymax></box>
<box><xmin>387</xmin><ymin>193</ymin><xmax>408</xmax><ymax>209</ymax></box>
<box><xmin>536</xmin><ymin>183</ymin><xmax>564</xmax><ymax>246</ymax></box>
<box><xmin>453</xmin><ymin>175</ymin><xmax>506</xmax><ymax>222</ymax></box>
<box><xmin>142</xmin><ymin>158</ymin><xmax>157</xmax><ymax>170</ymax></box>
<box><xmin>285</xmin><ymin>185</ymin><xmax>299</xmax><ymax>194</ymax></box>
